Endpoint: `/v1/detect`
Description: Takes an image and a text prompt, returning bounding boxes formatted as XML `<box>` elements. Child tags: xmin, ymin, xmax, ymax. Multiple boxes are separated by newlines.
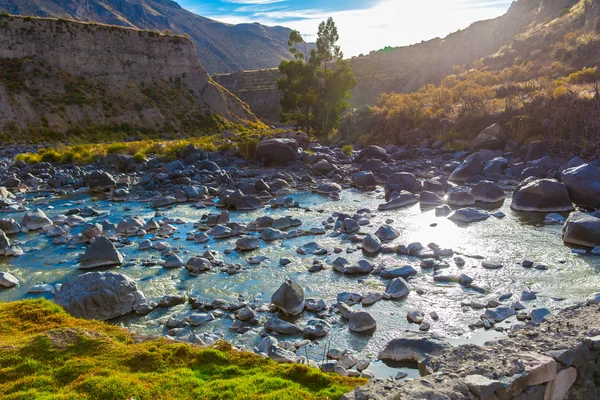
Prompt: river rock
<box><xmin>271</xmin><ymin>280</ymin><xmax>304</xmax><ymax>315</ymax></box>
<box><xmin>511</xmin><ymin>178</ymin><xmax>573</xmax><ymax>212</ymax></box>
<box><xmin>256</xmin><ymin>138</ymin><xmax>299</xmax><ymax>166</ymax></box>
<box><xmin>472</xmin><ymin>181</ymin><xmax>505</xmax><ymax>203</ymax></box>
<box><xmin>55</xmin><ymin>271</ymin><xmax>146</xmax><ymax>320</ymax></box>
<box><xmin>352</xmin><ymin>171</ymin><xmax>377</xmax><ymax>188</ymax></box>
<box><xmin>420</xmin><ymin>191</ymin><xmax>445</xmax><ymax>206</ymax></box>
<box><xmin>0</xmin><ymin>218</ymin><xmax>21</xmax><ymax>234</ymax></box>
<box><xmin>448</xmin><ymin>208</ymin><xmax>490</xmax><ymax>223</ymax></box>
<box><xmin>163</xmin><ymin>254</ymin><xmax>184</xmax><ymax>269</ymax></box>
<box><xmin>265</xmin><ymin>316</ymin><xmax>302</xmax><ymax>334</ymax></box>
<box><xmin>449</xmin><ymin>154</ymin><xmax>484</xmax><ymax>183</ymax></box>
<box><xmin>262</xmin><ymin>227</ymin><xmax>285</xmax><ymax>241</ymax></box>
<box><xmin>303</xmin><ymin>319</ymin><xmax>331</xmax><ymax>339</ymax></box>
<box><xmin>357</xmin><ymin>145</ymin><xmax>388</xmax><ymax>162</ymax></box>
<box><xmin>526</xmin><ymin>140</ymin><xmax>548</xmax><ymax>161</ymax></box>
<box><xmin>562</xmin><ymin>212</ymin><xmax>600</xmax><ymax>248</ymax></box>
<box><xmin>0</xmin><ymin>271</ymin><xmax>18</xmax><ymax>287</ymax></box>
<box><xmin>0</xmin><ymin>230</ymin><xmax>10</xmax><ymax>255</ymax></box>
<box><xmin>188</xmin><ymin>313</ymin><xmax>214</xmax><ymax>326</ymax></box>
<box><xmin>236</xmin><ymin>237</ymin><xmax>260</xmax><ymax>251</ymax></box>
<box><xmin>379</xmin><ymin>333</ymin><xmax>450</xmax><ymax>363</ymax></box>
<box><xmin>470</xmin><ymin>123</ymin><xmax>506</xmax><ymax>151</ymax></box>
<box><xmin>85</xmin><ymin>171</ymin><xmax>116</xmax><ymax>192</ymax></box>
<box><xmin>362</xmin><ymin>234</ymin><xmax>381</xmax><ymax>253</ymax></box>
<box><xmin>561</xmin><ymin>163</ymin><xmax>600</xmax><ymax>209</ymax></box>
<box><xmin>380</xmin><ymin>265</ymin><xmax>417</xmax><ymax>280</ymax></box>
<box><xmin>385</xmin><ymin>172</ymin><xmax>422</xmax><ymax>198</ymax></box>
<box><xmin>384</xmin><ymin>278</ymin><xmax>410</xmax><ymax>299</ymax></box>
<box><xmin>79</xmin><ymin>237</ymin><xmax>124</xmax><ymax>269</ymax></box>
<box><xmin>349</xmin><ymin>311</ymin><xmax>377</xmax><ymax>332</ymax></box>
<box><xmin>378</xmin><ymin>191</ymin><xmax>418</xmax><ymax>210</ymax></box>
<box><xmin>374</xmin><ymin>225</ymin><xmax>400</xmax><ymax>241</ymax></box>
<box><xmin>117</xmin><ymin>217</ymin><xmax>145</xmax><ymax>235</ymax></box>
<box><xmin>22</xmin><ymin>208</ymin><xmax>52</xmax><ymax>230</ymax></box>
<box><xmin>447</xmin><ymin>187</ymin><xmax>475</xmax><ymax>206</ymax></box>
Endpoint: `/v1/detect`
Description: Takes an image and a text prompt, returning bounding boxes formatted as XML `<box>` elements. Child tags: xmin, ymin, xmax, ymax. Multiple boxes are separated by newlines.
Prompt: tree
<box><xmin>278</xmin><ymin>18</ymin><xmax>356</xmax><ymax>137</ymax></box>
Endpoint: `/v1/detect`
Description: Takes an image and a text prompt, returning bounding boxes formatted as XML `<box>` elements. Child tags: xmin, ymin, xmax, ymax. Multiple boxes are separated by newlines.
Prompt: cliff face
<box><xmin>0</xmin><ymin>0</ymin><xmax>313</xmax><ymax>74</ymax></box>
<box><xmin>0</xmin><ymin>15</ymin><xmax>256</xmax><ymax>138</ymax></box>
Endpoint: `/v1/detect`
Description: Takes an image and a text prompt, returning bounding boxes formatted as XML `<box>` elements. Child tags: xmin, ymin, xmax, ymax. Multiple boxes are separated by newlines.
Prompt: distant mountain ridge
<box><xmin>0</xmin><ymin>0</ymin><xmax>308</xmax><ymax>74</ymax></box>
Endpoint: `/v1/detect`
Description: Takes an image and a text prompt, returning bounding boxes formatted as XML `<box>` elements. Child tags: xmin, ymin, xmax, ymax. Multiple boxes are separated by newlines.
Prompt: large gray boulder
<box><xmin>379</xmin><ymin>334</ymin><xmax>450</xmax><ymax>365</ymax></box>
<box><xmin>384</xmin><ymin>172</ymin><xmax>422</xmax><ymax>198</ymax></box>
<box><xmin>256</xmin><ymin>139</ymin><xmax>299</xmax><ymax>166</ymax></box>
<box><xmin>449</xmin><ymin>154</ymin><xmax>484</xmax><ymax>183</ymax></box>
<box><xmin>271</xmin><ymin>280</ymin><xmax>305</xmax><ymax>315</ymax></box>
<box><xmin>357</xmin><ymin>145</ymin><xmax>388</xmax><ymax>162</ymax></box>
<box><xmin>526</xmin><ymin>141</ymin><xmax>548</xmax><ymax>161</ymax></box>
<box><xmin>561</xmin><ymin>163</ymin><xmax>600</xmax><ymax>209</ymax></box>
<box><xmin>79</xmin><ymin>237</ymin><xmax>124</xmax><ymax>269</ymax></box>
<box><xmin>85</xmin><ymin>171</ymin><xmax>116</xmax><ymax>192</ymax></box>
<box><xmin>562</xmin><ymin>212</ymin><xmax>600</xmax><ymax>248</ymax></box>
<box><xmin>349</xmin><ymin>311</ymin><xmax>377</xmax><ymax>332</ymax></box>
<box><xmin>471</xmin><ymin>181</ymin><xmax>505</xmax><ymax>203</ymax></box>
<box><xmin>0</xmin><ymin>271</ymin><xmax>19</xmax><ymax>287</ymax></box>
<box><xmin>378</xmin><ymin>191</ymin><xmax>418</xmax><ymax>211</ymax></box>
<box><xmin>470</xmin><ymin>123</ymin><xmax>506</xmax><ymax>151</ymax></box>
<box><xmin>511</xmin><ymin>178</ymin><xmax>573</xmax><ymax>212</ymax></box>
<box><xmin>352</xmin><ymin>171</ymin><xmax>377</xmax><ymax>188</ymax></box>
<box><xmin>0</xmin><ymin>230</ymin><xmax>9</xmax><ymax>255</ymax></box>
<box><xmin>0</xmin><ymin>218</ymin><xmax>21</xmax><ymax>234</ymax></box>
<box><xmin>55</xmin><ymin>271</ymin><xmax>146</xmax><ymax>320</ymax></box>
<box><xmin>22</xmin><ymin>208</ymin><xmax>53</xmax><ymax>231</ymax></box>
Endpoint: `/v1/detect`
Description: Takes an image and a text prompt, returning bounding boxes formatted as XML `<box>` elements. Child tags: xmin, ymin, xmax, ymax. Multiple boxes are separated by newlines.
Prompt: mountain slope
<box><xmin>0</xmin><ymin>0</ymin><xmax>304</xmax><ymax>74</ymax></box>
<box><xmin>0</xmin><ymin>15</ymin><xmax>259</xmax><ymax>142</ymax></box>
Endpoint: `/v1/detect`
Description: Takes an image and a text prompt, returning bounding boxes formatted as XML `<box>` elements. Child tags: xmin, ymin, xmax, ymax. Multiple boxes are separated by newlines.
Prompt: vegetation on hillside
<box><xmin>278</xmin><ymin>18</ymin><xmax>356</xmax><ymax>138</ymax></box>
<box><xmin>342</xmin><ymin>0</ymin><xmax>600</xmax><ymax>152</ymax></box>
<box><xmin>0</xmin><ymin>299</ymin><xmax>365</xmax><ymax>399</ymax></box>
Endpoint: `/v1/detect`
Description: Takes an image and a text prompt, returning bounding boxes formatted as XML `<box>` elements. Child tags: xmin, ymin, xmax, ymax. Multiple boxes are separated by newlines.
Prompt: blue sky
<box><xmin>178</xmin><ymin>0</ymin><xmax>514</xmax><ymax>57</ymax></box>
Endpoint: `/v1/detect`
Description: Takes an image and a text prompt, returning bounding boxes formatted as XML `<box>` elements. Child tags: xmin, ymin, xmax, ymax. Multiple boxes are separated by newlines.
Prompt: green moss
<box><xmin>0</xmin><ymin>300</ymin><xmax>365</xmax><ymax>399</ymax></box>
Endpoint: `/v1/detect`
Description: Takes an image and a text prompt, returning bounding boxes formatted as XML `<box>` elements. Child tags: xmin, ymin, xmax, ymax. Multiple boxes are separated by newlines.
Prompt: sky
<box><xmin>177</xmin><ymin>0</ymin><xmax>514</xmax><ymax>57</ymax></box>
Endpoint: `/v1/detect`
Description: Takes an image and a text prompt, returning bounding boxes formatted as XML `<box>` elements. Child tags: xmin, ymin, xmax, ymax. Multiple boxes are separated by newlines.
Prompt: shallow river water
<box><xmin>1</xmin><ymin>187</ymin><xmax>599</xmax><ymax>378</ymax></box>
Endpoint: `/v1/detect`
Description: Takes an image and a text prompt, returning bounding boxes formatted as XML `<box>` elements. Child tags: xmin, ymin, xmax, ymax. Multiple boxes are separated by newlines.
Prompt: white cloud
<box><xmin>185</xmin><ymin>0</ymin><xmax>512</xmax><ymax>56</ymax></box>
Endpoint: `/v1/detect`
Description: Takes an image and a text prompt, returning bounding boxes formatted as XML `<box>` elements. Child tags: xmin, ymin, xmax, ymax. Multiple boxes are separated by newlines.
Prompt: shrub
<box><xmin>342</xmin><ymin>145</ymin><xmax>353</xmax><ymax>156</ymax></box>
<box><xmin>40</xmin><ymin>149</ymin><xmax>61</xmax><ymax>163</ymax></box>
<box><xmin>553</xmin><ymin>86</ymin><xmax>568</xmax><ymax>98</ymax></box>
<box><xmin>566</xmin><ymin>67</ymin><xmax>599</xmax><ymax>84</ymax></box>
<box><xmin>237</xmin><ymin>138</ymin><xmax>259</xmax><ymax>160</ymax></box>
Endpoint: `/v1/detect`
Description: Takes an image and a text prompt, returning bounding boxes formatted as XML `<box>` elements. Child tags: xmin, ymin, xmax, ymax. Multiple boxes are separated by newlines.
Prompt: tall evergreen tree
<box><xmin>278</xmin><ymin>18</ymin><xmax>356</xmax><ymax>138</ymax></box>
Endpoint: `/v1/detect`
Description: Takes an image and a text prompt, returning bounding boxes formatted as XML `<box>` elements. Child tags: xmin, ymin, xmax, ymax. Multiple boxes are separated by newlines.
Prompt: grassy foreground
<box><xmin>0</xmin><ymin>300</ymin><xmax>365</xmax><ymax>399</ymax></box>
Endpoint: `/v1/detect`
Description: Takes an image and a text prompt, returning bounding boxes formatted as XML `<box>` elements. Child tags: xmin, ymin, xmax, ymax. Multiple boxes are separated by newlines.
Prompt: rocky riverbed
<box><xmin>0</xmin><ymin>128</ymin><xmax>600</xmax><ymax>396</ymax></box>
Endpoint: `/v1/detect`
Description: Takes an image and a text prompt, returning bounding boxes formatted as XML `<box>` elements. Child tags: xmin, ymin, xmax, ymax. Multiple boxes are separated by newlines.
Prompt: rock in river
<box><xmin>303</xmin><ymin>319</ymin><xmax>331</xmax><ymax>339</ymax></box>
<box><xmin>271</xmin><ymin>280</ymin><xmax>305</xmax><ymax>315</ymax></box>
<box><xmin>379</xmin><ymin>333</ymin><xmax>450</xmax><ymax>363</ymax></box>
<box><xmin>561</xmin><ymin>163</ymin><xmax>600</xmax><ymax>209</ymax></box>
<box><xmin>448</xmin><ymin>208</ymin><xmax>490</xmax><ymax>223</ymax></box>
<box><xmin>55</xmin><ymin>271</ymin><xmax>146</xmax><ymax>320</ymax></box>
<box><xmin>349</xmin><ymin>311</ymin><xmax>377</xmax><ymax>333</ymax></box>
<box><xmin>511</xmin><ymin>178</ymin><xmax>573</xmax><ymax>212</ymax></box>
<box><xmin>256</xmin><ymin>138</ymin><xmax>299</xmax><ymax>166</ymax></box>
<box><xmin>79</xmin><ymin>236</ymin><xmax>124</xmax><ymax>269</ymax></box>
<box><xmin>0</xmin><ymin>271</ymin><xmax>19</xmax><ymax>288</ymax></box>
<box><xmin>22</xmin><ymin>208</ymin><xmax>52</xmax><ymax>231</ymax></box>
<box><xmin>562</xmin><ymin>212</ymin><xmax>600</xmax><ymax>248</ymax></box>
<box><xmin>384</xmin><ymin>278</ymin><xmax>410</xmax><ymax>299</ymax></box>
<box><xmin>362</xmin><ymin>234</ymin><xmax>381</xmax><ymax>253</ymax></box>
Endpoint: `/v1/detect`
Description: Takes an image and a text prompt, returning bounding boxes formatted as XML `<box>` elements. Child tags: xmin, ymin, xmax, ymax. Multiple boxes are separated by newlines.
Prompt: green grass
<box><xmin>0</xmin><ymin>299</ymin><xmax>365</xmax><ymax>400</ymax></box>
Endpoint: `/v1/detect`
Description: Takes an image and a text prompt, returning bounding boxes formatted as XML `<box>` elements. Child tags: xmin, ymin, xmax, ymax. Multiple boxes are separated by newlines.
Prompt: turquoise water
<box><xmin>1</xmin><ymin>188</ymin><xmax>598</xmax><ymax>376</ymax></box>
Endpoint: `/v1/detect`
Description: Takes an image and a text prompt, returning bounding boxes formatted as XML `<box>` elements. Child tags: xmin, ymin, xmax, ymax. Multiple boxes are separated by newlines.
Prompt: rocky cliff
<box><xmin>0</xmin><ymin>0</ymin><xmax>314</xmax><ymax>74</ymax></box>
<box><xmin>0</xmin><ymin>15</ymin><xmax>257</xmax><ymax>140</ymax></box>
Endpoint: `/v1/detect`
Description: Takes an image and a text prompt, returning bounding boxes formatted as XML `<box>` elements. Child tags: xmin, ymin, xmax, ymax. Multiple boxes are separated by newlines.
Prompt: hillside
<box><xmin>0</xmin><ymin>299</ymin><xmax>363</xmax><ymax>399</ymax></box>
<box><xmin>0</xmin><ymin>0</ymin><xmax>309</xmax><ymax>74</ymax></box>
<box><xmin>215</xmin><ymin>0</ymin><xmax>587</xmax><ymax>122</ymax></box>
<box><xmin>0</xmin><ymin>15</ymin><xmax>260</xmax><ymax>143</ymax></box>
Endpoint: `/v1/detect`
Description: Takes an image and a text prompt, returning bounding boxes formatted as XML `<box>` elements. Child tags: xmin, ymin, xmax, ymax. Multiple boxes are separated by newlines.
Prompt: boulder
<box><xmin>271</xmin><ymin>280</ymin><xmax>305</xmax><ymax>315</ymax></box>
<box><xmin>352</xmin><ymin>171</ymin><xmax>377</xmax><ymax>188</ymax></box>
<box><xmin>526</xmin><ymin>141</ymin><xmax>548</xmax><ymax>161</ymax></box>
<box><xmin>470</xmin><ymin>123</ymin><xmax>505</xmax><ymax>151</ymax></box>
<box><xmin>55</xmin><ymin>271</ymin><xmax>146</xmax><ymax>320</ymax></box>
<box><xmin>420</xmin><ymin>191</ymin><xmax>445</xmax><ymax>206</ymax></box>
<box><xmin>236</xmin><ymin>237</ymin><xmax>260</xmax><ymax>251</ymax></box>
<box><xmin>0</xmin><ymin>218</ymin><xmax>21</xmax><ymax>234</ymax></box>
<box><xmin>85</xmin><ymin>171</ymin><xmax>116</xmax><ymax>192</ymax></box>
<box><xmin>79</xmin><ymin>236</ymin><xmax>124</xmax><ymax>269</ymax></box>
<box><xmin>446</xmin><ymin>187</ymin><xmax>475</xmax><ymax>206</ymax></box>
<box><xmin>384</xmin><ymin>172</ymin><xmax>422</xmax><ymax>198</ymax></box>
<box><xmin>562</xmin><ymin>212</ymin><xmax>600</xmax><ymax>248</ymax></box>
<box><xmin>472</xmin><ymin>181</ymin><xmax>505</xmax><ymax>203</ymax></box>
<box><xmin>256</xmin><ymin>139</ymin><xmax>299</xmax><ymax>166</ymax></box>
<box><xmin>378</xmin><ymin>191</ymin><xmax>418</xmax><ymax>211</ymax></box>
<box><xmin>265</xmin><ymin>316</ymin><xmax>302</xmax><ymax>334</ymax></box>
<box><xmin>362</xmin><ymin>234</ymin><xmax>381</xmax><ymax>253</ymax></box>
<box><xmin>0</xmin><ymin>271</ymin><xmax>19</xmax><ymax>287</ymax></box>
<box><xmin>511</xmin><ymin>179</ymin><xmax>573</xmax><ymax>212</ymax></box>
<box><xmin>380</xmin><ymin>266</ymin><xmax>417</xmax><ymax>280</ymax></box>
<box><xmin>385</xmin><ymin>278</ymin><xmax>410</xmax><ymax>299</ymax></box>
<box><xmin>379</xmin><ymin>333</ymin><xmax>450</xmax><ymax>363</ymax></box>
<box><xmin>448</xmin><ymin>208</ymin><xmax>490</xmax><ymax>223</ymax></box>
<box><xmin>261</xmin><ymin>228</ymin><xmax>285</xmax><ymax>241</ymax></box>
<box><xmin>449</xmin><ymin>154</ymin><xmax>484</xmax><ymax>182</ymax></box>
<box><xmin>303</xmin><ymin>319</ymin><xmax>331</xmax><ymax>339</ymax></box>
<box><xmin>374</xmin><ymin>225</ymin><xmax>400</xmax><ymax>241</ymax></box>
<box><xmin>0</xmin><ymin>230</ymin><xmax>10</xmax><ymax>255</ymax></box>
<box><xmin>117</xmin><ymin>217</ymin><xmax>145</xmax><ymax>235</ymax></box>
<box><xmin>561</xmin><ymin>163</ymin><xmax>600</xmax><ymax>209</ymax></box>
<box><xmin>22</xmin><ymin>208</ymin><xmax>52</xmax><ymax>230</ymax></box>
<box><xmin>357</xmin><ymin>145</ymin><xmax>388</xmax><ymax>162</ymax></box>
<box><xmin>349</xmin><ymin>311</ymin><xmax>377</xmax><ymax>332</ymax></box>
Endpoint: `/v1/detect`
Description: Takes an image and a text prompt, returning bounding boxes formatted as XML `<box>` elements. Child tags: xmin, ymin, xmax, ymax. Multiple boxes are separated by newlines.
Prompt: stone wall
<box><xmin>342</xmin><ymin>303</ymin><xmax>600</xmax><ymax>400</ymax></box>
